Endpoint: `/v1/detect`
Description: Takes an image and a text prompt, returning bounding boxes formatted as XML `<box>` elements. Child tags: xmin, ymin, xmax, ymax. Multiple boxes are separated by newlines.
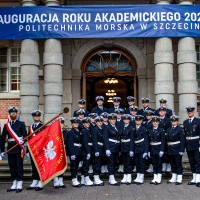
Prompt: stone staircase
<box><xmin>0</xmin><ymin>157</ymin><xmax>192</xmax><ymax>183</ymax></box>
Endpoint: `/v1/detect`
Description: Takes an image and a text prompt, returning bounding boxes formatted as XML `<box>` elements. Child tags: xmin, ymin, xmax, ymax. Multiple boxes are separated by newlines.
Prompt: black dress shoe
<box><xmin>94</xmin><ymin>182</ymin><xmax>104</xmax><ymax>186</ymax></box>
<box><xmin>167</xmin><ymin>181</ymin><xmax>172</xmax><ymax>184</ymax></box>
<box><xmin>109</xmin><ymin>182</ymin><xmax>120</xmax><ymax>186</ymax></box>
<box><xmin>150</xmin><ymin>181</ymin><xmax>155</xmax><ymax>185</ymax></box>
<box><xmin>16</xmin><ymin>189</ymin><xmax>22</xmax><ymax>193</ymax></box>
<box><xmin>196</xmin><ymin>183</ymin><xmax>200</xmax><ymax>187</ymax></box>
<box><xmin>126</xmin><ymin>182</ymin><xmax>131</xmax><ymax>185</ymax></box>
<box><xmin>132</xmin><ymin>181</ymin><xmax>138</xmax><ymax>184</ymax></box>
<box><xmin>35</xmin><ymin>187</ymin><xmax>43</xmax><ymax>191</ymax></box>
<box><xmin>7</xmin><ymin>188</ymin><xmax>16</xmax><ymax>192</ymax></box>
<box><xmin>136</xmin><ymin>182</ymin><xmax>143</xmax><ymax>185</ymax></box>
<box><xmin>72</xmin><ymin>184</ymin><xmax>82</xmax><ymax>188</ymax></box>
<box><xmin>54</xmin><ymin>186</ymin><xmax>59</xmax><ymax>189</ymax></box>
<box><xmin>175</xmin><ymin>182</ymin><xmax>182</xmax><ymax>185</ymax></box>
<box><xmin>26</xmin><ymin>186</ymin><xmax>35</xmax><ymax>190</ymax></box>
<box><xmin>120</xmin><ymin>182</ymin><xmax>127</xmax><ymax>184</ymax></box>
<box><xmin>60</xmin><ymin>185</ymin><xmax>66</xmax><ymax>188</ymax></box>
<box><xmin>154</xmin><ymin>182</ymin><xmax>161</xmax><ymax>185</ymax></box>
<box><xmin>187</xmin><ymin>182</ymin><xmax>196</xmax><ymax>185</ymax></box>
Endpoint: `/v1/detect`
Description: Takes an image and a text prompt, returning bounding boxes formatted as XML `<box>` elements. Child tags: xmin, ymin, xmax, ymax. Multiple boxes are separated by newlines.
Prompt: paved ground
<box><xmin>0</xmin><ymin>180</ymin><xmax>200</xmax><ymax>200</ymax></box>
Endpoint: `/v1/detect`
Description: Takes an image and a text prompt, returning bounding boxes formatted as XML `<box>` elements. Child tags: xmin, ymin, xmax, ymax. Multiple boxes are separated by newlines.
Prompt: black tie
<box><xmin>189</xmin><ymin>119</ymin><xmax>192</xmax><ymax>124</ymax></box>
<box><xmin>12</xmin><ymin>121</ymin><xmax>14</xmax><ymax>126</ymax></box>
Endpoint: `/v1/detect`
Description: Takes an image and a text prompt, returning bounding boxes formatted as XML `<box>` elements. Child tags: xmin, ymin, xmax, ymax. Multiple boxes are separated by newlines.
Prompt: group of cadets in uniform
<box><xmin>1</xmin><ymin>95</ymin><xmax>200</xmax><ymax>192</ymax></box>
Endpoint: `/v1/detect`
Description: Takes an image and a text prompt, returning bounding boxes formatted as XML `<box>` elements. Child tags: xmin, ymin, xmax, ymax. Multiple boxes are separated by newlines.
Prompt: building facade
<box><xmin>0</xmin><ymin>0</ymin><xmax>200</xmax><ymax>127</ymax></box>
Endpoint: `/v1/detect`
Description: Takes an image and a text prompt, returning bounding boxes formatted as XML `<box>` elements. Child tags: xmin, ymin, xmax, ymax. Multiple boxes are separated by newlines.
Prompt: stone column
<box><xmin>43</xmin><ymin>0</ymin><xmax>63</xmax><ymax>122</ymax></box>
<box><xmin>177</xmin><ymin>0</ymin><xmax>198</xmax><ymax>122</ymax></box>
<box><xmin>154</xmin><ymin>0</ymin><xmax>174</xmax><ymax>111</ymax></box>
<box><xmin>20</xmin><ymin>0</ymin><xmax>40</xmax><ymax>125</ymax></box>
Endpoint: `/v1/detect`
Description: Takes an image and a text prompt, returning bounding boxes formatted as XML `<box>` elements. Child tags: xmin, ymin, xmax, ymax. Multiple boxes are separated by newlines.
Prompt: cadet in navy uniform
<box><xmin>101</xmin><ymin>112</ymin><xmax>109</xmax><ymax>128</ymax></box>
<box><xmin>166</xmin><ymin>115</ymin><xmax>185</xmax><ymax>185</ymax></box>
<box><xmin>1</xmin><ymin>107</ymin><xmax>27</xmax><ymax>193</ymax></box>
<box><xmin>26</xmin><ymin>110</ymin><xmax>44</xmax><ymax>191</ymax></box>
<box><xmin>158</xmin><ymin>106</ymin><xmax>171</xmax><ymax>173</ymax></box>
<box><xmin>73</xmin><ymin>99</ymin><xmax>89</xmax><ymax>117</ymax></box>
<box><xmin>155</xmin><ymin>98</ymin><xmax>173</xmax><ymax>118</ymax></box>
<box><xmin>91</xmin><ymin>96</ymin><xmax>109</xmax><ymax>115</ymax></box>
<box><xmin>183</xmin><ymin>106</ymin><xmax>200</xmax><ymax>187</ymax></box>
<box><xmin>104</xmin><ymin>113</ymin><xmax>121</xmax><ymax>186</ymax></box>
<box><xmin>132</xmin><ymin>115</ymin><xmax>149</xmax><ymax>185</ymax></box>
<box><xmin>67</xmin><ymin>117</ymin><xmax>83</xmax><ymax>187</ymax></box>
<box><xmin>120</xmin><ymin>114</ymin><xmax>134</xmax><ymax>185</ymax></box>
<box><xmin>53</xmin><ymin>117</ymin><xmax>67</xmax><ymax>189</ymax></box>
<box><xmin>100</xmin><ymin>112</ymin><xmax>109</xmax><ymax>174</ymax></box>
<box><xmin>89</xmin><ymin>113</ymin><xmax>98</xmax><ymax>130</ymax></box>
<box><xmin>109</xmin><ymin>97</ymin><xmax>123</xmax><ymax>113</ymax></box>
<box><xmin>91</xmin><ymin>116</ymin><xmax>104</xmax><ymax>186</ymax></box>
<box><xmin>148</xmin><ymin>116</ymin><xmax>165</xmax><ymax>185</ymax></box>
<box><xmin>129</xmin><ymin>105</ymin><xmax>138</xmax><ymax>128</ymax></box>
<box><xmin>125</xmin><ymin>96</ymin><xmax>136</xmax><ymax>114</ymax></box>
<box><xmin>81</xmin><ymin>117</ymin><xmax>94</xmax><ymax>186</ymax></box>
<box><xmin>138</xmin><ymin>98</ymin><xmax>155</xmax><ymax>121</ymax></box>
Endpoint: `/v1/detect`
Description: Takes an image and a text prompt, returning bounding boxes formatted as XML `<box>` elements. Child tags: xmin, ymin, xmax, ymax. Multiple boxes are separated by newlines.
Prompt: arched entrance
<box><xmin>81</xmin><ymin>48</ymin><xmax>137</xmax><ymax>111</ymax></box>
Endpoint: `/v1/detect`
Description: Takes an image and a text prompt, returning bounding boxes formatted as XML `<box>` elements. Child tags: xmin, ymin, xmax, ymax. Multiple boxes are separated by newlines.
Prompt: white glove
<box><xmin>142</xmin><ymin>153</ymin><xmax>148</xmax><ymax>158</ymax></box>
<box><xmin>26</xmin><ymin>152</ymin><xmax>30</xmax><ymax>159</ymax></box>
<box><xmin>106</xmin><ymin>150</ymin><xmax>111</xmax><ymax>157</ymax></box>
<box><xmin>159</xmin><ymin>151</ymin><xmax>164</xmax><ymax>158</ymax></box>
<box><xmin>179</xmin><ymin>152</ymin><xmax>184</xmax><ymax>156</ymax></box>
<box><xmin>19</xmin><ymin>139</ymin><xmax>24</xmax><ymax>145</ymax></box>
<box><xmin>148</xmin><ymin>152</ymin><xmax>151</xmax><ymax>158</ymax></box>
<box><xmin>1</xmin><ymin>152</ymin><xmax>5</xmax><ymax>157</ymax></box>
<box><xmin>71</xmin><ymin>155</ymin><xmax>76</xmax><ymax>160</ymax></box>
<box><xmin>129</xmin><ymin>151</ymin><xmax>134</xmax><ymax>157</ymax></box>
<box><xmin>95</xmin><ymin>152</ymin><xmax>99</xmax><ymax>157</ymax></box>
<box><xmin>86</xmin><ymin>153</ymin><xmax>91</xmax><ymax>160</ymax></box>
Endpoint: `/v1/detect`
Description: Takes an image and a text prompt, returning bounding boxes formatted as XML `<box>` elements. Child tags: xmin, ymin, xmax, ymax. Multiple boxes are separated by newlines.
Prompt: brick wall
<box><xmin>0</xmin><ymin>99</ymin><xmax>21</xmax><ymax>119</ymax></box>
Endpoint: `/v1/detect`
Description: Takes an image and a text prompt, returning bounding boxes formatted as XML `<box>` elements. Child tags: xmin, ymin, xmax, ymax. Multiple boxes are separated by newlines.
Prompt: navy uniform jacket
<box><xmin>67</xmin><ymin>128</ymin><xmax>82</xmax><ymax>156</ymax></box>
<box><xmin>155</xmin><ymin>108</ymin><xmax>173</xmax><ymax>118</ymax></box>
<box><xmin>159</xmin><ymin>117</ymin><xmax>171</xmax><ymax>132</ymax></box>
<box><xmin>132</xmin><ymin>126</ymin><xmax>149</xmax><ymax>154</ymax></box>
<box><xmin>183</xmin><ymin>117</ymin><xmax>200</xmax><ymax>151</ymax></box>
<box><xmin>143</xmin><ymin>120</ymin><xmax>153</xmax><ymax>131</ymax></box>
<box><xmin>166</xmin><ymin>126</ymin><xmax>185</xmax><ymax>155</ymax></box>
<box><xmin>91</xmin><ymin>106</ymin><xmax>109</xmax><ymax>115</ymax></box>
<box><xmin>1</xmin><ymin>120</ymin><xmax>27</xmax><ymax>154</ymax></box>
<box><xmin>109</xmin><ymin>107</ymin><xmax>124</xmax><ymax>114</ymax></box>
<box><xmin>148</xmin><ymin>127</ymin><xmax>165</xmax><ymax>155</ymax></box>
<box><xmin>120</xmin><ymin>123</ymin><xmax>134</xmax><ymax>153</ymax></box>
<box><xmin>104</xmin><ymin>124</ymin><xmax>120</xmax><ymax>153</ymax></box>
<box><xmin>92</xmin><ymin>126</ymin><xmax>104</xmax><ymax>156</ymax></box>
<box><xmin>130</xmin><ymin>118</ymin><xmax>136</xmax><ymax>128</ymax></box>
<box><xmin>73</xmin><ymin>109</ymin><xmax>90</xmax><ymax>117</ymax></box>
<box><xmin>116</xmin><ymin>118</ymin><xmax>124</xmax><ymax>133</ymax></box>
<box><xmin>89</xmin><ymin>123</ymin><xmax>96</xmax><ymax>132</ymax></box>
<box><xmin>81</xmin><ymin>127</ymin><xmax>93</xmax><ymax>156</ymax></box>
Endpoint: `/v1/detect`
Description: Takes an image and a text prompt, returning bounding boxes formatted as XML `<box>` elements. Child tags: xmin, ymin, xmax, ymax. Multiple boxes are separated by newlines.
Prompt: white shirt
<box><xmin>136</xmin><ymin>125</ymin><xmax>141</xmax><ymax>130</ymax></box>
<box><xmin>188</xmin><ymin>116</ymin><xmax>194</xmax><ymax>123</ymax></box>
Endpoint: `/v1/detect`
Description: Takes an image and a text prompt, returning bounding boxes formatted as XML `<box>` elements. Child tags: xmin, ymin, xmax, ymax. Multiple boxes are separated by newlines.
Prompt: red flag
<box><xmin>27</xmin><ymin>120</ymin><xmax>67</xmax><ymax>186</ymax></box>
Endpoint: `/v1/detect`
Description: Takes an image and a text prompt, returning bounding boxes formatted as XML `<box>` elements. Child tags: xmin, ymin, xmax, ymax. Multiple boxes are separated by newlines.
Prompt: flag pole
<box><xmin>2</xmin><ymin>108</ymin><xmax>68</xmax><ymax>156</ymax></box>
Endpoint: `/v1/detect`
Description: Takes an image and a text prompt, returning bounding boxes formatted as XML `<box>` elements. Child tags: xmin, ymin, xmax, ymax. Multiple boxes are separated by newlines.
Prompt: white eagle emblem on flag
<box><xmin>43</xmin><ymin>141</ymin><xmax>56</xmax><ymax>161</ymax></box>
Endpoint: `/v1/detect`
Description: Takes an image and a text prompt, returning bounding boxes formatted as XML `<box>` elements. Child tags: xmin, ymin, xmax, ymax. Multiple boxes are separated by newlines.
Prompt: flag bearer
<box><xmin>1</xmin><ymin>107</ymin><xmax>27</xmax><ymax>193</ymax></box>
<box><xmin>53</xmin><ymin>117</ymin><xmax>67</xmax><ymax>189</ymax></box>
<box><xmin>120</xmin><ymin>114</ymin><xmax>134</xmax><ymax>185</ymax></box>
<box><xmin>166</xmin><ymin>115</ymin><xmax>185</xmax><ymax>185</ymax></box>
<box><xmin>26</xmin><ymin>110</ymin><xmax>44</xmax><ymax>191</ymax></box>
<box><xmin>148</xmin><ymin>116</ymin><xmax>165</xmax><ymax>185</ymax></box>
<box><xmin>183</xmin><ymin>106</ymin><xmax>200</xmax><ymax>187</ymax></box>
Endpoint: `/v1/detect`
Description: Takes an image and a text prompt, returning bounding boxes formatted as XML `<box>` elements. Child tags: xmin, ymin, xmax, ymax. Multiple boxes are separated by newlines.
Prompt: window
<box><xmin>196</xmin><ymin>45</ymin><xmax>200</xmax><ymax>89</ymax></box>
<box><xmin>0</xmin><ymin>47</ymin><xmax>21</xmax><ymax>92</ymax></box>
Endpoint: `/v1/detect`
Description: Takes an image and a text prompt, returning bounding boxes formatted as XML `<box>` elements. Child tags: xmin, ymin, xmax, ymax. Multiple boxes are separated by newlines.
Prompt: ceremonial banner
<box><xmin>27</xmin><ymin>120</ymin><xmax>67</xmax><ymax>186</ymax></box>
<box><xmin>0</xmin><ymin>5</ymin><xmax>200</xmax><ymax>39</ymax></box>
